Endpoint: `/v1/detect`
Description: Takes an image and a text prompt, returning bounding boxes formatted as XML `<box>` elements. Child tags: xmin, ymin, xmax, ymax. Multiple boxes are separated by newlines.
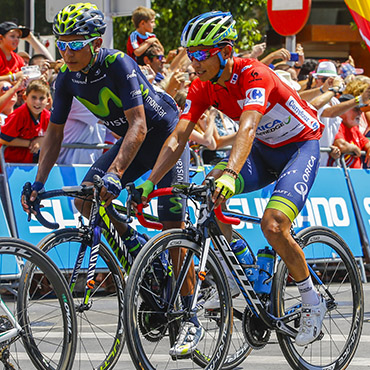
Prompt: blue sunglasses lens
<box><xmin>1</xmin><ymin>85</ymin><xmax>11</xmax><ymax>92</ymax></box>
<box><xmin>187</xmin><ymin>50</ymin><xmax>208</xmax><ymax>62</ymax></box>
<box><xmin>56</xmin><ymin>40</ymin><xmax>86</xmax><ymax>51</ymax></box>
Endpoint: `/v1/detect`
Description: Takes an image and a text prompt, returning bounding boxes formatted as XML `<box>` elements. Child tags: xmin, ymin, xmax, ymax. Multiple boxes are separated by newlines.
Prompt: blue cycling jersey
<box><xmin>51</xmin><ymin>48</ymin><xmax>178</xmax><ymax>137</ymax></box>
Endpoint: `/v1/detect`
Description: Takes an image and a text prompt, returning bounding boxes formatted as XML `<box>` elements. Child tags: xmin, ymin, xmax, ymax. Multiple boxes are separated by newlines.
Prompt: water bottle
<box><xmin>254</xmin><ymin>247</ymin><xmax>276</xmax><ymax>294</ymax></box>
<box><xmin>230</xmin><ymin>239</ymin><xmax>255</xmax><ymax>281</ymax></box>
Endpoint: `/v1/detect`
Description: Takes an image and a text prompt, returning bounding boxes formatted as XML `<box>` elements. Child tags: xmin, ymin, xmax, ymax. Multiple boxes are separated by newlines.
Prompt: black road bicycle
<box><xmin>0</xmin><ymin>237</ymin><xmax>77</xmax><ymax>370</ymax></box>
<box><xmin>123</xmin><ymin>179</ymin><xmax>364</xmax><ymax>370</ymax></box>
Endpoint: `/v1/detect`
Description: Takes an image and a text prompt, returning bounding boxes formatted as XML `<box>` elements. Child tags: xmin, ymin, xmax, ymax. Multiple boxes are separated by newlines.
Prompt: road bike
<box><xmin>123</xmin><ymin>179</ymin><xmax>364</xmax><ymax>370</ymax></box>
<box><xmin>0</xmin><ymin>237</ymin><xmax>77</xmax><ymax>369</ymax></box>
<box><xmin>23</xmin><ymin>176</ymin><xmax>161</xmax><ymax>370</ymax></box>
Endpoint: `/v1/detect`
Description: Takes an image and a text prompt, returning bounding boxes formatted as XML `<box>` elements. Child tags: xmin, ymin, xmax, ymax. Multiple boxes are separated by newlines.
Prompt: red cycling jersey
<box><xmin>181</xmin><ymin>57</ymin><xmax>323</xmax><ymax>148</ymax></box>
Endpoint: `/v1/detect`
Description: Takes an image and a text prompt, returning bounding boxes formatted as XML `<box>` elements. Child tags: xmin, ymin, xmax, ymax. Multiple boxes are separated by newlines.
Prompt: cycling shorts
<box><xmin>214</xmin><ymin>139</ymin><xmax>320</xmax><ymax>222</ymax></box>
<box><xmin>83</xmin><ymin>130</ymin><xmax>190</xmax><ymax>222</ymax></box>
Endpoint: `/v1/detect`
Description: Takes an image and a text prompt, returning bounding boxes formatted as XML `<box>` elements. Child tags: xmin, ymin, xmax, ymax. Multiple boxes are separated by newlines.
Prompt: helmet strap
<box><xmin>81</xmin><ymin>36</ymin><xmax>98</xmax><ymax>73</ymax></box>
<box><xmin>210</xmin><ymin>52</ymin><xmax>227</xmax><ymax>84</ymax></box>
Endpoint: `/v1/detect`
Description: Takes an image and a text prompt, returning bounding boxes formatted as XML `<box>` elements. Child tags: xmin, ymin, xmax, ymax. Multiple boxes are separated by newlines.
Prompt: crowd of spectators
<box><xmin>0</xmin><ymin>6</ymin><xmax>369</xmax><ymax>171</ymax></box>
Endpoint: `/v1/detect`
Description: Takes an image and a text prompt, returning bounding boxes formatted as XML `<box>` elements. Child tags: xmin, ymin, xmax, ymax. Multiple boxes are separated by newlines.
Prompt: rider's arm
<box><xmin>35</xmin><ymin>122</ymin><xmax>65</xmax><ymax>183</ymax></box>
<box><xmin>148</xmin><ymin>118</ymin><xmax>195</xmax><ymax>185</ymax></box>
<box><xmin>106</xmin><ymin>104</ymin><xmax>147</xmax><ymax>177</ymax></box>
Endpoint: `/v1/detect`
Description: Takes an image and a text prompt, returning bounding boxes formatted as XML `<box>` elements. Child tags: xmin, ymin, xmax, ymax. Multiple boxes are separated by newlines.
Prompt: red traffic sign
<box><xmin>267</xmin><ymin>0</ymin><xmax>312</xmax><ymax>36</ymax></box>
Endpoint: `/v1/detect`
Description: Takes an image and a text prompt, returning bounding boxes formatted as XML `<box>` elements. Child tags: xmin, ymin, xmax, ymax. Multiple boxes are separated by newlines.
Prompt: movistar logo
<box><xmin>76</xmin><ymin>87</ymin><xmax>122</xmax><ymax>117</ymax></box>
<box><xmin>107</xmin><ymin>176</ymin><xmax>121</xmax><ymax>185</ymax></box>
<box><xmin>169</xmin><ymin>197</ymin><xmax>182</xmax><ymax>214</ymax></box>
<box><xmin>140</xmin><ymin>84</ymin><xmax>149</xmax><ymax>99</ymax></box>
<box><xmin>104</xmin><ymin>51</ymin><xmax>125</xmax><ymax>68</ymax></box>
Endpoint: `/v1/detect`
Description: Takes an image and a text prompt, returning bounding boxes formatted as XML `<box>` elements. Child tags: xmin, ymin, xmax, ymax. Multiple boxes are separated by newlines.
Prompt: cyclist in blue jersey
<box><xmin>21</xmin><ymin>3</ymin><xmax>190</xmax><ymax>275</ymax></box>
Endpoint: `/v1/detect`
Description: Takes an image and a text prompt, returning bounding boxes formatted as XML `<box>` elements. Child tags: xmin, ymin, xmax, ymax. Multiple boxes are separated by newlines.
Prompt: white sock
<box><xmin>296</xmin><ymin>276</ymin><xmax>320</xmax><ymax>306</ymax></box>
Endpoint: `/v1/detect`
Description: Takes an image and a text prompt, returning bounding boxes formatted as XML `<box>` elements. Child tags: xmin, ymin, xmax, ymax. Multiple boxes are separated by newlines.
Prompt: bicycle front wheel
<box><xmin>273</xmin><ymin>226</ymin><xmax>364</xmax><ymax>370</ymax></box>
<box><xmin>0</xmin><ymin>237</ymin><xmax>77</xmax><ymax>370</ymax></box>
<box><xmin>124</xmin><ymin>229</ymin><xmax>232</xmax><ymax>370</ymax></box>
<box><xmin>34</xmin><ymin>228</ymin><xmax>125</xmax><ymax>370</ymax></box>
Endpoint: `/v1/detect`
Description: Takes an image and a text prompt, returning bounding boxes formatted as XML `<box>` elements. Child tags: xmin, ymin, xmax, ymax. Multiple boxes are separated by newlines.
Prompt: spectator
<box><xmin>328</xmin><ymin>94</ymin><xmax>370</xmax><ymax>168</ymax></box>
<box><xmin>137</xmin><ymin>44</ymin><xmax>166</xmax><ymax>83</ymax></box>
<box><xmin>0</xmin><ymin>80</ymin><xmax>50</xmax><ymax>163</ymax></box>
<box><xmin>340</xmin><ymin>62</ymin><xmax>364</xmax><ymax>80</ymax></box>
<box><xmin>0</xmin><ymin>78</ymin><xmax>26</xmax><ymax>125</ymax></box>
<box><xmin>126</xmin><ymin>6</ymin><xmax>164</xmax><ymax>61</ymax></box>
<box><xmin>0</xmin><ymin>21</ymin><xmax>29</xmax><ymax>83</ymax></box>
<box><xmin>57</xmin><ymin>98</ymin><xmax>106</xmax><ymax>165</ymax></box>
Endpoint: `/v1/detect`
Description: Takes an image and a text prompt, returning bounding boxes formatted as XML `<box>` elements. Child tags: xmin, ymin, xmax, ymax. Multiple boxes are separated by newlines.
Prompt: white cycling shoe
<box><xmin>169</xmin><ymin>322</ymin><xmax>204</xmax><ymax>357</ymax></box>
<box><xmin>203</xmin><ymin>276</ymin><xmax>240</xmax><ymax>310</ymax></box>
<box><xmin>295</xmin><ymin>295</ymin><xmax>327</xmax><ymax>347</ymax></box>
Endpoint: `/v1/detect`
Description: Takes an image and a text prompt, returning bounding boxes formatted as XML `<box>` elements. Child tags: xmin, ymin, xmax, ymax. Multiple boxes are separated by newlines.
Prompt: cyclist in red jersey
<box><xmin>137</xmin><ymin>11</ymin><xmax>327</xmax><ymax>349</ymax></box>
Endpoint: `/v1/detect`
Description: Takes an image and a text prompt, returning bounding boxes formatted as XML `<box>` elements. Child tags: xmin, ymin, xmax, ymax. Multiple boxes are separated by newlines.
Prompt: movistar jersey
<box><xmin>51</xmin><ymin>48</ymin><xmax>178</xmax><ymax>137</ymax></box>
<box><xmin>181</xmin><ymin>57</ymin><xmax>324</xmax><ymax>148</ymax></box>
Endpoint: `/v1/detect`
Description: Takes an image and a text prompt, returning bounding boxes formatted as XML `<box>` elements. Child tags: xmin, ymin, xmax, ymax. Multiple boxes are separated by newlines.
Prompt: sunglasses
<box><xmin>56</xmin><ymin>37</ymin><xmax>98</xmax><ymax>51</ymax></box>
<box><xmin>186</xmin><ymin>47</ymin><xmax>221</xmax><ymax>62</ymax></box>
<box><xmin>149</xmin><ymin>54</ymin><xmax>165</xmax><ymax>61</ymax></box>
<box><xmin>316</xmin><ymin>77</ymin><xmax>328</xmax><ymax>82</ymax></box>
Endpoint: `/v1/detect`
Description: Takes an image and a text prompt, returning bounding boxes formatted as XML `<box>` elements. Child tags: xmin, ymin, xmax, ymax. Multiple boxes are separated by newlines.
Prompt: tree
<box><xmin>114</xmin><ymin>0</ymin><xmax>267</xmax><ymax>53</ymax></box>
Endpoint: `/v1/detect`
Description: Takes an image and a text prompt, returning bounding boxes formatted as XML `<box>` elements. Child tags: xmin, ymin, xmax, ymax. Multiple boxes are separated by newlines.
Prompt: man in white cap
<box><xmin>313</xmin><ymin>60</ymin><xmax>370</xmax><ymax>166</ymax></box>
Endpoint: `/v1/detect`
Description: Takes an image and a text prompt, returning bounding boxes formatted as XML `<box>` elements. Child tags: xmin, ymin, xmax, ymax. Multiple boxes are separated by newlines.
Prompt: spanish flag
<box><xmin>345</xmin><ymin>0</ymin><xmax>370</xmax><ymax>51</ymax></box>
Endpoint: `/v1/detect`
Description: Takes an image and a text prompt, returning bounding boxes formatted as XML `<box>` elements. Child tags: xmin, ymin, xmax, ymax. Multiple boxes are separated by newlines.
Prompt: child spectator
<box><xmin>126</xmin><ymin>6</ymin><xmax>163</xmax><ymax>61</ymax></box>
<box><xmin>328</xmin><ymin>94</ymin><xmax>370</xmax><ymax>168</ymax></box>
<box><xmin>0</xmin><ymin>22</ymin><xmax>29</xmax><ymax>83</ymax></box>
<box><xmin>0</xmin><ymin>80</ymin><xmax>50</xmax><ymax>163</ymax></box>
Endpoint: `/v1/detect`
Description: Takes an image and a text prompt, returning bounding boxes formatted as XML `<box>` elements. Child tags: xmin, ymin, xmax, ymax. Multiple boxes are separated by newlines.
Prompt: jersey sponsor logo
<box><xmin>256</xmin><ymin>116</ymin><xmax>292</xmax><ymax>135</ymax></box>
<box><xmin>126</xmin><ymin>69</ymin><xmax>137</xmax><ymax>79</ymax></box>
<box><xmin>241</xmin><ymin>65</ymin><xmax>252</xmax><ymax>73</ymax></box>
<box><xmin>76</xmin><ymin>87</ymin><xmax>122</xmax><ymax>117</ymax></box>
<box><xmin>91</xmin><ymin>74</ymin><xmax>107</xmax><ymax>84</ymax></box>
<box><xmin>248</xmin><ymin>71</ymin><xmax>262</xmax><ymax>83</ymax></box>
<box><xmin>183</xmin><ymin>99</ymin><xmax>191</xmax><ymax>114</ymax></box>
<box><xmin>230</xmin><ymin>73</ymin><xmax>238</xmax><ymax>84</ymax></box>
<box><xmin>130</xmin><ymin>89</ymin><xmax>141</xmax><ymax>98</ymax></box>
<box><xmin>256</xmin><ymin>103</ymin><xmax>305</xmax><ymax>145</ymax></box>
<box><xmin>101</xmin><ymin>116</ymin><xmax>128</xmax><ymax>127</ymax></box>
<box><xmin>244</xmin><ymin>88</ymin><xmax>265</xmax><ymax>106</ymax></box>
<box><xmin>294</xmin><ymin>155</ymin><xmax>317</xmax><ymax>200</ymax></box>
<box><xmin>72</xmin><ymin>79</ymin><xmax>87</xmax><ymax>85</ymax></box>
<box><xmin>294</xmin><ymin>182</ymin><xmax>308</xmax><ymax>200</ymax></box>
<box><xmin>286</xmin><ymin>97</ymin><xmax>319</xmax><ymax>131</ymax></box>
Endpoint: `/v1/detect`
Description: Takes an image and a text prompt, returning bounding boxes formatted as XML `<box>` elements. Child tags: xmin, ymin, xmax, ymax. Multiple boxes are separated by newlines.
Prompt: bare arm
<box><xmin>333</xmin><ymin>138</ymin><xmax>362</xmax><ymax>157</ymax></box>
<box><xmin>148</xmin><ymin>118</ymin><xmax>195</xmax><ymax>185</ymax></box>
<box><xmin>133</xmin><ymin>37</ymin><xmax>162</xmax><ymax>57</ymax></box>
<box><xmin>35</xmin><ymin>122</ymin><xmax>65</xmax><ymax>183</ymax></box>
<box><xmin>0</xmin><ymin>137</ymin><xmax>32</xmax><ymax>147</ymax></box>
<box><xmin>24</xmin><ymin>32</ymin><xmax>54</xmax><ymax>61</ymax></box>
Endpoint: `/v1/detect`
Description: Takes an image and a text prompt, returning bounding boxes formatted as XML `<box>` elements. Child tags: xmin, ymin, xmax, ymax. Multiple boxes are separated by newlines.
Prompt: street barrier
<box><xmin>0</xmin><ymin>146</ymin><xmax>368</xmax><ymax>281</ymax></box>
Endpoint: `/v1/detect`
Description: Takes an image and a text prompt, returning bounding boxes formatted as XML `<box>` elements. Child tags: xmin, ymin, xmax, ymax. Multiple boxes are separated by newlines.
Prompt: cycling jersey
<box><xmin>181</xmin><ymin>57</ymin><xmax>323</xmax><ymax>148</ymax></box>
<box><xmin>51</xmin><ymin>48</ymin><xmax>178</xmax><ymax>138</ymax></box>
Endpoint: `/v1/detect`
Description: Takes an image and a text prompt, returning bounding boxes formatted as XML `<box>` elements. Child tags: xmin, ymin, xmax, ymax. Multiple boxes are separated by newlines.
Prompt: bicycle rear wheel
<box><xmin>35</xmin><ymin>228</ymin><xmax>125</xmax><ymax>370</ymax></box>
<box><xmin>124</xmin><ymin>229</ymin><xmax>232</xmax><ymax>370</ymax></box>
<box><xmin>0</xmin><ymin>237</ymin><xmax>77</xmax><ymax>370</ymax></box>
<box><xmin>273</xmin><ymin>226</ymin><xmax>363</xmax><ymax>370</ymax></box>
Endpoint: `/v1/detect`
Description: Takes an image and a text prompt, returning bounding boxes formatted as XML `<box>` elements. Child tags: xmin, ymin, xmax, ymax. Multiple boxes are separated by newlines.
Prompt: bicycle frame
<box><xmin>0</xmin><ymin>296</ymin><xmax>22</xmax><ymax>343</ymax></box>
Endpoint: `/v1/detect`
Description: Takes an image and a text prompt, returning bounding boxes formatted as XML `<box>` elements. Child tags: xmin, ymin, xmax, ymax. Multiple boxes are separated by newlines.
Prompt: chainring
<box><xmin>242</xmin><ymin>307</ymin><xmax>271</xmax><ymax>350</ymax></box>
<box><xmin>138</xmin><ymin>302</ymin><xmax>167</xmax><ymax>342</ymax></box>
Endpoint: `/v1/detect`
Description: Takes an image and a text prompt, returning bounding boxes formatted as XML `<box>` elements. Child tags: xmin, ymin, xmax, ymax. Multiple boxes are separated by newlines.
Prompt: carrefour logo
<box><xmin>183</xmin><ymin>99</ymin><xmax>191</xmax><ymax>114</ymax></box>
<box><xmin>244</xmin><ymin>88</ymin><xmax>265</xmax><ymax>106</ymax></box>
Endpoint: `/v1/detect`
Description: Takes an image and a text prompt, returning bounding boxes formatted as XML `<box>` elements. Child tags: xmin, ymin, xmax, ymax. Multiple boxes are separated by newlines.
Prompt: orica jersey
<box><xmin>51</xmin><ymin>48</ymin><xmax>178</xmax><ymax>138</ymax></box>
<box><xmin>181</xmin><ymin>57</ymin><xmax>323</xmax><ymax>148</ymax></box>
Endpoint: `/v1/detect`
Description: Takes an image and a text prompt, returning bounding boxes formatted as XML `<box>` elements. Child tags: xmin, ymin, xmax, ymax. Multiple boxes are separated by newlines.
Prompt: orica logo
<box><xmin>294</xmin><ymin>182</ymin><xmax>308</xmax><ymax>200</ymax></box>
<box><xmin>244</xmin><ymin>88</ymin><xmax>265</xmax><ymax>106</ymax></box>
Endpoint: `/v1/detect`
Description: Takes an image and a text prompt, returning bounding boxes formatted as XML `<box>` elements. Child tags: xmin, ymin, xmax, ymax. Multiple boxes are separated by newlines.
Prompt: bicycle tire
<box><xmin>124</xmin><ymin>229</ymin><xmax>232</xmax><ymax>370</ymax></box>
<box><xmin>0</xmin><ymin>237</ymin><xmax>77</xmax><ymax>370</ymax></box>
<box><xmin>35</xmin><ymin>228</ymin><xmax>126</xmax><ymax>370</ymax></box>
<box><xmin>273</xmin><ymin>226</ymin><xmax>364</xmax><ymax>370</ymax></box>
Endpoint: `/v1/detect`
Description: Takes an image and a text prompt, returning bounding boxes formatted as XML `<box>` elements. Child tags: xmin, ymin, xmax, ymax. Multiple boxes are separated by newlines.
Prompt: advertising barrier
<box><xmin>3</xmin><ymin>163</ymin><xmax>366</xmax><ymax>270</ymax></box>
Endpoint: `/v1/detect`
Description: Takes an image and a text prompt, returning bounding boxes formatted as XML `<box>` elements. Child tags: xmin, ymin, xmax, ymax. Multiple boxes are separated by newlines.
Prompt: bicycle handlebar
<box><xmin>133</xmin><ymin>183</ymin><xmax>240</xmax><ymax>230</ymax></box>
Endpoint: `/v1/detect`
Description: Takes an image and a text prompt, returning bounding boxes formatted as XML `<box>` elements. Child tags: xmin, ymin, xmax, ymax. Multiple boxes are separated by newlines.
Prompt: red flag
<box><xmin>345</xmin><ymin>0</ymin><xmax>370</xmax><ymax>52</ymax></box>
